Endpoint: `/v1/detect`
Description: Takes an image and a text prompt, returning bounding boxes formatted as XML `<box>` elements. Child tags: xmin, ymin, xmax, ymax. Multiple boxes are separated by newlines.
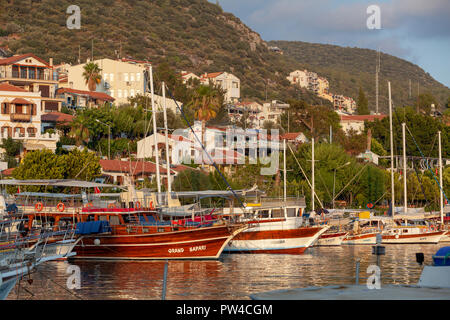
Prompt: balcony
<box><xmin>10</xmin><ymin>113</ymin><xmax>32</xmax><ymax>122</ymax></box>
<box><xmin>0</xmin><ymin>70</ymin><xmax>58</xmax><ymax>82</ymax></box>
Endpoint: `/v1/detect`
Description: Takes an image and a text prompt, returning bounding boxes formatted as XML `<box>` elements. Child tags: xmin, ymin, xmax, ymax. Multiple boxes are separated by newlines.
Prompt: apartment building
<box><xmin>66</xmin><ymin>58</ymin><xmax>146</xmax><ymax>105</ymax></box>
<box><xmin>259</xmin><ymin>100</ymin><xmax>290</xmax><ymax>127</ymax></box>
<box><xmin>199</xmin><ymin>72</ymin><xmax>240</xmax><ymax>103</ymax></box>
<box><xmin>0</xmin><ymin>83</ymin><xmax>59</xmax><ymax>153</ymax></box>
<box><xmin>333</xmin><ymin>94</ymin><xmax>357</xmax><ymax>114</ymax></box>
<box><xmin>0</xmin><ymin>53</ymin><xmax>63</xmax><ymax>112</ymax></box>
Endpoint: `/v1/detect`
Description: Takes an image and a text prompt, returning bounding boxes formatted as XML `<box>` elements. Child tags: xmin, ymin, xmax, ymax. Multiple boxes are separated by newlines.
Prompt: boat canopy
<box><xmin>151</xmin><ymin>188</ymin><xmax>265</xmax><ymax>199</ymax></box>
<box><xmin>0</xmin><ymin>179</ymin><xmax>120</xmax><ymax>189</ymax></box>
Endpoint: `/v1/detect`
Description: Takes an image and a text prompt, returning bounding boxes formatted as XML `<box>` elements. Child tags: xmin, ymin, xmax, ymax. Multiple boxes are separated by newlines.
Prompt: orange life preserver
<box><xmin>35</xmin><ymin>202</ymin><xmax>44</xmax><ymax>212</ymax></box>
<box><xmin>85</xmin><ymin>202</ymin><xmax>93</xmax><ymax>208</ymax></box>
<box><xmin>56</xmin><ymin>202</ymin><xmax>65</xmax><ymax>212</ymax></box>
<box><xmin>149</xmin><ymin>201</ymin><xmax>154</xmax><ymax>210</ymax></box>
<box><xmin>108</xmin><ymin>203</ymin><xmax>116</xmax><ymax>209</ymax></box>
<box><xmin>135</xmin><ymin>201</ymin><xmax>141</xmax><ymax>209</ymax></box>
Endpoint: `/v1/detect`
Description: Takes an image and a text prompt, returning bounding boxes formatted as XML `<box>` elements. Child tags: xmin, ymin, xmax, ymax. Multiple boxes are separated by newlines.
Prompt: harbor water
<box><xmin>7</xmin><ymin>244</ymin><xmax>445</xmax><ymax>300</ymax></box>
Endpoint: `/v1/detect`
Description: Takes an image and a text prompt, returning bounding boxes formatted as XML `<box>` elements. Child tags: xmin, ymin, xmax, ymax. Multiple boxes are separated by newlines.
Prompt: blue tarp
<box><xmin>75</xmin><ymin>220</ymin><xmax>111</xmax><ymax>235</ymax></box>
<box><xmin>433</xmin><ymin>246</ymin><xmax>450</xmax><ymax>266</ymax></box>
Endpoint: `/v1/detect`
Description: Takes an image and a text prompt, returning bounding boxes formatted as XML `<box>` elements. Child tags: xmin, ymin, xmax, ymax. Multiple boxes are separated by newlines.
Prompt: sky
<box><xmin>212</xmin><ymin>0</ymin><xmax>450</xmax><ymax>88</ymax></box>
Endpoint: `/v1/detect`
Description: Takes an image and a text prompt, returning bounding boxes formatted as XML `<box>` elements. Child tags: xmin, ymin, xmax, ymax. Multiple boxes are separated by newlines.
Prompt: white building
<box><xmin>0</xmin><ymin>83</ymin><xmax>59</xmax><ymax>153</ymax></box>
<box><xmin>259</xmin><ymin>100</ymin><xmax>290</xmax><ymax>127</ymax></box>
<box><xmin>287</xmin><ymin>70</ymin><xmax>309</xmax><ymax>88</ymax></box>
<box><xmin>339</xmin><ymin>114</ymin><xmax>387</xmax><ymax>134</ymax></box>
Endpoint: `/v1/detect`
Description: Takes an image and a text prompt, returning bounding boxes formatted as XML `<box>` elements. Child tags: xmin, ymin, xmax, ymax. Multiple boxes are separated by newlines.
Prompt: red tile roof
<box><xmin>41</xmin><ymin>112</ymin><xmax>74</xmax><ymax>124</ymax></box>
<box><xmin>0</xmin><ymin>83</ymin><xmax>28</xmax><ymax>92</ymax></box>
<box><xmin>0</xmin><ymin>53</ymin><xmax>50</xmax><ymax>67</ymax></box>
<box><xmin>340</xmin><ymin>114</ymin><xmax>387</xmax><ymax>122</ymax></box>
<box><xmin>201</xmin><ymin>72</ymin><xmax>223</xmax><ymax>79</ymax></box>
<box><xmin>1</xmin><ymin>168</ymin><xmax>15</xmax><ymax>176</ymax></box>
<box><xmin>56</xmin><ymin>88</ymin><xmax>115</xmax><ymax>102</ymax></box>
<box><xmin>168</xmin><ymin>134</ymin><xmax>192</xmax><ymax>143</ymax></box>
<box><xmin>281</xmin><ymin>132</ymin><xmax>305</xmax><ymax>141</ymax></box>
<box><xmin>100</xmin><ymin>159</ymin><xmax>169</xmax><ymax>175</ymax></box>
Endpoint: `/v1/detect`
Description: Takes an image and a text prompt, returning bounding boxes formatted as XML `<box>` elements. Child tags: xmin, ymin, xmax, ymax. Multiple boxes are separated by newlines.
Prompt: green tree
<box><xmin>0</xmin><ymin>138</ymin><xmax>23</xmax><ymax>168</ymax></box>
<box><xmin>12</xmin><ymin>149</ymin><xmax>101</xmax><ymax>192</ymax></box>
<box><xmin>357</xmin><ymin>87</ymin><xmax>369</xmax><ymax>115</ymax></box>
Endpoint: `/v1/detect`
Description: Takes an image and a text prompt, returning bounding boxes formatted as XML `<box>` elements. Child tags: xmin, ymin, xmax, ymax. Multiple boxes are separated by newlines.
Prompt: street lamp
<box><xmin>333</xmin><ymin>161</ymin><xmax>351</xmax><ymax>209</ymax></box>
<box><xmin>96</xmin><ymin>119</ymin><xmax>111</xmax><ymax>159</ymax></box>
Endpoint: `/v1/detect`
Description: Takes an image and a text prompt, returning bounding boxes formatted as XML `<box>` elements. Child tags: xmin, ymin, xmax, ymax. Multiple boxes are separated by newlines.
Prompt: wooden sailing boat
<box><xmin>223</xmin><ymin>138</ymin><xmax>328</xmax><ymax>254</ymax></box>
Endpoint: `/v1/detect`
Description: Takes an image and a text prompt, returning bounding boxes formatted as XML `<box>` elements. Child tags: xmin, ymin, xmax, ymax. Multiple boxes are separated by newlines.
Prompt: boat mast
<box><xmin>283</xmin><ymin>138</ymin><xmax>287</xmax><ymax>202</ymax></box>
<box><xmin>402</xmin><ymin>123</ymin><xmax>407</xmax><ymax>214</ymax></box>
<box><xmin>311</xmin><ymin>136</ymin><xmax>315</xmax><ymax>212</ymax></box>
<box><xmin>438</xmin><ymin>130</ymin><xmax>444</xmax><ymax>225</ymax></box>
<box><xmin>150</xmin><ymin>65</ymin><xmax>162</xmax><ymax>198</ymax></box>
<box><xmin>162</xmin><ymin>82</ymin><xmax>172</xmax><ymax>202</ymax></box>
<box><xmin>388</xmin><ymin>81</ymin><xmax>395</xmax><ymax>216</ymax></box>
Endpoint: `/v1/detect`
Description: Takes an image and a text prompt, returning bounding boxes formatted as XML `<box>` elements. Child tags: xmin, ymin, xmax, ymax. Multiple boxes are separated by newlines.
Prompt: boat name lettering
<box><xmin>189</xmin><ymin>245</ymin><xmax>206</xmax><ymax>252</ymax></box>
<box><xmin>168</xmin><ymin>248</ymin><xmax>184</xmax><ymax>253</ymax></box>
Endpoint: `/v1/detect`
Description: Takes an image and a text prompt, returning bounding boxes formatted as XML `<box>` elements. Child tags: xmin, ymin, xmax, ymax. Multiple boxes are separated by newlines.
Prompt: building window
<box><xmin>130</xmin><ymin>73</ymin><xmax>135</xmax><ymax>82</ymax></box>
<box><xmin>136</xmin><ymin>73</ymin><xmax>141</xmax><ymax>82</ymax></box>
<box><xmin>130</xmin><ymin>89</ymin><xmax>135</xmax><ymax>97</ymax></box>
<box><xmin>103</xmin><ymin>73</ymin><xmax>108</xmax><ymax>81</ymax></box>
<box><xmin>124</xmin><ymin>73</ymin><xmax>129</xmax><ymax>82</ymax></box>
<box><xmin>110</xmin><ymin>89</ymin><xmax>114</xmax><ymax>98</ymax></box>
<box><xmin>110</xmin><ymin>73</ymin><xmax>114</xmax><ymax>82</ymax></box>
<box><xmin>123</xmin><ymin>90</ymin><xmax>128</xmax><ymax>98</ymax></box>
<box><xmin>118</xmin><ymin>89</ymin><xmax>122</xmax><ymax>98</ymax></box>
<box><xmin>27</xmin><ymin>127</ymin><xmax>36</xmax><ymax>137</ymax></box>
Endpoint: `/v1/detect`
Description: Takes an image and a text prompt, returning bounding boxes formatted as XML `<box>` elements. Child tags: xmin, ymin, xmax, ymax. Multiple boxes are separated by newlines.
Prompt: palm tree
<box><xmin>69</xmin><ymin>116</ymin><xmax>90</xmax><ymax>146</ymax></box>
<box><xmin>82</xmin><ymin>62</ymin><xmax>102</xmax><ymax>91</ymax></box>
<box><xmin>187</xmin><ymin>84</ymin><xmax>224</xmax><ymax>149</ymax></box>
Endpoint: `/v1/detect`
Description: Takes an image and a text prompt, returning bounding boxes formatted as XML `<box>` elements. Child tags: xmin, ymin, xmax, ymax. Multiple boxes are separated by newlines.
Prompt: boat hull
<box><xmin>0</xmin><ymin>276</ymin><xmax>17</xmax><ymax>300</ymax></box>
<box><xmin>440</xmin><ymin>231</ymin><xmax>450</xmax><ymax>242</ymax></box>
<box><xmin>224</xmin><ymin>225</ymin><xmax>326</xmax><ymax>254</ymax></box>
<box><xmin>343</xmin><ymin>232</ymin><xmax>378</xmax><ymax>245</ymax></box>
<box><xmin>71</xmin><ymin>225</ymin><xmax>245</xmax><ymax>260</ymax></box>
<box><xmin>382</xmin><ymin>231</ymin><xmax>445</xmax><ymax>244</ymax></box>
<box><xmin>316</xmin><ymin>232</ymin><xmax>348</xmax><ymax>246</ymax></box>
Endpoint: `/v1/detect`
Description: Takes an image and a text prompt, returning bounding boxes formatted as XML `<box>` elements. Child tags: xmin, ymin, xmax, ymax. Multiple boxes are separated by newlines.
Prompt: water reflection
<box><xmin>7</xmin><ymin>244</ymin><xmax>440</xmax><ymax>300</ymax></box>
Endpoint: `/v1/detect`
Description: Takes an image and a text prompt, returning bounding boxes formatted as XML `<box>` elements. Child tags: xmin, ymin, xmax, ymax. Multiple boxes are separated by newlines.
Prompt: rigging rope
<box><xmin>405</xmin><ymin>125</ymin><xmax>448</xmax><ymax>203</ymax></box>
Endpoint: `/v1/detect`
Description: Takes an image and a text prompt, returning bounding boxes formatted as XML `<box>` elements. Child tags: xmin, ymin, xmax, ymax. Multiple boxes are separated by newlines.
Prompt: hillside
<box><xmin>0</xmin><ymin>0</ymin><xmax>448</xmax><ymax>111</ymax></box>
<box><xmin>270</xmin><ymin>40</ymin><xmax>450</xmax><ymax>113</ymax></box>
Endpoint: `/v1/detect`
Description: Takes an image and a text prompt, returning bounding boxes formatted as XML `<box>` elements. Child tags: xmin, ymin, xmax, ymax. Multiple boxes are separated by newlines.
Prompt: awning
<box><xmin>11</xmin><ymin>98</ymin><xmax>33</xmax><ymax>105</ymax></box>
<box><xmin>23</xmin><ymin>142</ymin><xmax>47</xmax><ymax>151</ymax></box>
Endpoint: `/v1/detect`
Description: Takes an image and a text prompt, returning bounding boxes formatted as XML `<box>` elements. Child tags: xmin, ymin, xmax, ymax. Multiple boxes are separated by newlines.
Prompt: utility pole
<box><xmin>375</xmin><ymin>50</ymin><xmax>380</xmax><ymax>114</ymax></box>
